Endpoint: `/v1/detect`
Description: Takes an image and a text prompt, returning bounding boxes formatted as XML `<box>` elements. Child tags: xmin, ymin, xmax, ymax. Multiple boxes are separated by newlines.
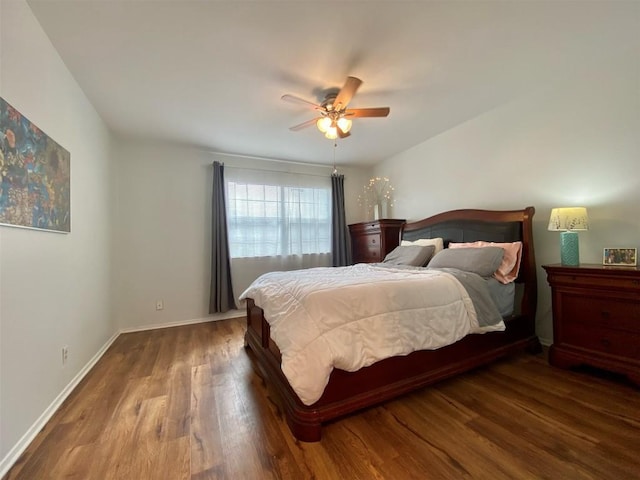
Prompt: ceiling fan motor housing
<box><xmin>321</xmin><ymin>93</ymin><xmax>338</xmax><ymax>111</ymax></box>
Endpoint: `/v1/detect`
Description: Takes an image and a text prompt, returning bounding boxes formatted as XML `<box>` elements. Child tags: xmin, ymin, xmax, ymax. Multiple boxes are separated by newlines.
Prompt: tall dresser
<box><xmin>348</xmin><ymin>219</ymin><xmax>406</xmax><ymax>264</ymax></box>
<box><xmin>543</xmin><ymin>264</ymin><xmax>640</xmax><ymax>385</ymax></box>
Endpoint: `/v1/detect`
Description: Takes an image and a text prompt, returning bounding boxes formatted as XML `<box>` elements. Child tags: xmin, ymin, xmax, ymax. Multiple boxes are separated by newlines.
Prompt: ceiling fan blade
<box><xmin>281</xmin><ymin>94</ymin><xmax>322</xmax><ymax>110</ymax></box>
<box><xmin>289</xmin><ymin>117</ymin><xmax>320</xmax><ymax>131</ymax></box>
<box><xmin>333</xmin><ymin>76</ymin><xmax>363</xmax><ymax>110</ymax></box>
<box><xmin>344</xmin><ymin>107</ymin><xmax>390</xmax><ymax>118</ymax></box>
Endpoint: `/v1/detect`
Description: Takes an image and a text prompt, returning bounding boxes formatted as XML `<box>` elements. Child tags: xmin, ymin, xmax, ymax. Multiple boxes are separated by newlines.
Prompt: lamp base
<box><xmin>560</xmin><ymin>231</ymin><xmax>580</xmax><ymax>266</ymax></box>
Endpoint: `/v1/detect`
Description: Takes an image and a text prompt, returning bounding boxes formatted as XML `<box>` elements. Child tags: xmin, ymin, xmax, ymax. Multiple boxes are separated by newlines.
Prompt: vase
<box><xmin>373</xmin><ymin>204</ymin><xmax>380</xmax><ymax>220</ymax></box>
<box><xmin>380</xmin><ymin>201</ymin><xmax>388</xmax><ymax>219</ymax></box>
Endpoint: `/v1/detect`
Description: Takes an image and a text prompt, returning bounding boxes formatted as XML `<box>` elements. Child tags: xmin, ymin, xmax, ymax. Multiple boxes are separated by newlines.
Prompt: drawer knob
<box><xmin>601</xmin><ymin>338</ymin><xmax>611</xmax><ymax>348</ymax></box>
<box><xmin>601</xmin><ymin>310</ymin><xmax>611</xmax><ymax>319</ymax></box>
<box><xmin>371</xmin><ymin>239</ymin><xmax>376</xmax><ymax>244</ymax></box>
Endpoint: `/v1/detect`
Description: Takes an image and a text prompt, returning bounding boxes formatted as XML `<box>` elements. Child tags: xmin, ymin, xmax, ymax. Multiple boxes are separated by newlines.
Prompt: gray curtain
<box><xmin>209</xmin><ymin>161</ymin><xmax>236</xmax><ymax>313</ymax></box>
<box><xmin>331</xmin><ymin>173</ymin><xmax>350</xmax><ymax>266</ymax></box>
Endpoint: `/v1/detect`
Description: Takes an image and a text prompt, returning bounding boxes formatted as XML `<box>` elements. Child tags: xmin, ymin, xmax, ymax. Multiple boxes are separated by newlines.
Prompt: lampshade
<box><xmin>336</xmin><ymin>117</ymin><xmax>352</xmax><ymax>133</ymax></box>
<box><xmin>548</xmin><ymin>207</ymin><xmax>589</xmax><ymax>231</ymax></box>
<box><xmin>325</xmin><ymin>124</ymin><xmax>338</xmax><ymax>139</ymax></box>
<box><xmin>316</xmin><ymin>117</ymin><xmax>331</xmax><ymax>133</ymax></box>
<box><xmin>548</xmin><ymin>207</ymin><xmax>589</xmax><ymax>266</ymax></box>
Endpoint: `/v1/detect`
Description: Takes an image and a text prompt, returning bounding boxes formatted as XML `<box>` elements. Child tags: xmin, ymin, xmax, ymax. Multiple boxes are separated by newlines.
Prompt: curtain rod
<box><xmin>225</xmin><ymin>165</ymin><xmax>331</xmax><ymax>179</ymax></box>
<box><xmin>209</xmin><ymin>150</ymin><xmax>336</xmax><ymax>170</ymax></box>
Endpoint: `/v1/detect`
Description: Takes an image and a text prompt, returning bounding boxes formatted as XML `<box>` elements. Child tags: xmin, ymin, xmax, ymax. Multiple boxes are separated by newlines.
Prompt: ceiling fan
<box><xmin>282</xmin><ymin>76</ymin><xmax>390</xmax><ymax>139</ymax></box>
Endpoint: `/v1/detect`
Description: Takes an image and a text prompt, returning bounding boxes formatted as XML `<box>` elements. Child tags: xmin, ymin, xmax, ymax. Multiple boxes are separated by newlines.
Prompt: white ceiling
<box><xmin>26</xmin><ymin>0</ymin><xmax>639</xmax><ymax>167</ymax></box>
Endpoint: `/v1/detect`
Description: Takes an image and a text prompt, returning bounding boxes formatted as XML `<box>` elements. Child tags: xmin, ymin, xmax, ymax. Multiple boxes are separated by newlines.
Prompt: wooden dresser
<box><xmin>348</xmin><ymin>219</ymin><xmax>405</xmax><ymax>264</ymax></box>
<box><xmin>543</xmin><ymin>264</ymin><xmax>640</xmax><ymax>385</ymax></box>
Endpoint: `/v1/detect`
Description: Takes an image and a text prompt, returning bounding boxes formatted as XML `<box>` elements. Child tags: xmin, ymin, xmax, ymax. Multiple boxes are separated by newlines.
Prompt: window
<box><xmin>225</xmin><ymin>168</ymin><xmax>331</xmax><ymax>258</ymax></box>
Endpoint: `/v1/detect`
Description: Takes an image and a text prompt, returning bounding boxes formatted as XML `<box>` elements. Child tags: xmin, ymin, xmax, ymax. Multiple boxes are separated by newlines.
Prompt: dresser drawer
<box><xmin>351</xmin><ymin>233</ymin><xmax>380</xmax><ymax>247</ymax></box>
<box><xmin>561</xmin><ymin>294</ymin><xmax>640</xmax><ymax>332</ymax></box>
<box><xmin>561</xmin><ymin>323</ymin><xmax>640</xmax><ymax>360</ymax></box>
<box><xmin>358</xmin><ymin>248</ymin><xmax>382</xmax><ymax>263</ymax></box>
<box><xmin>554</xmin><ymin>272</ymin><xmax>640</xmax><ymax>292</ymax></box>
<box><xmin>357</xmin><ymin>222</ymin><xmax>382</xmax><ymax>234</ymax></box>
<box><xmin>364</xmin><ymin>233</ymin><xmax>381</xmax><ymax>248</ymax></box>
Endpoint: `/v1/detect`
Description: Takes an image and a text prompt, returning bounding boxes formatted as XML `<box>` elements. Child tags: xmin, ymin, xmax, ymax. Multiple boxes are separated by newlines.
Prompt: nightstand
<box><xmin>348</xmin><ymin>219</ymin><xmax>405</xmax><ymax>264</ymax></box>
<box><xmin>543</xmin><ymin>264</ymin><xmax>640</xmax><ymax>385</ymax></box>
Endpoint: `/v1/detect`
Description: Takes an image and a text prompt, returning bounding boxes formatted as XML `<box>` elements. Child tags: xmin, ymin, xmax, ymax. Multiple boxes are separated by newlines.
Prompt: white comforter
<box><xmin>239</xmin><ymin>263</ymin><xmax>505</xmax><ymax>406</ymax></box>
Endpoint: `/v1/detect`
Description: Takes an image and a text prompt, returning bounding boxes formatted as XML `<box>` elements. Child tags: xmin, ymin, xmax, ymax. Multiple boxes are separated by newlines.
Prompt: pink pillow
<box><xmin>449</xmin><ymin>241</ymin><xmax>523</xmax><ymax>284</ymax></box>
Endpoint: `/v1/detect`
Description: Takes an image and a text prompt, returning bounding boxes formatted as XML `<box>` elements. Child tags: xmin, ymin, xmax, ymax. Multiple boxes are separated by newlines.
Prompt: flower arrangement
<box><xmin>358</xmin><ymin>176</ymin><xmax>395</xmax><ymax>219</ymax></box>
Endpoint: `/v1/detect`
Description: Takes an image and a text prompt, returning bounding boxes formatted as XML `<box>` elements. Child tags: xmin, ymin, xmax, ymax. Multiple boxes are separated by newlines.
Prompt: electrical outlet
<box><xmin>156</xmin><ymin>300</ymin><xmax>164</xmax><ymax>310</ymax></box>
<box><xmin>62</xmin><ymin>346</ymin><xmax>69</xmax><ymax>366</ymax></box>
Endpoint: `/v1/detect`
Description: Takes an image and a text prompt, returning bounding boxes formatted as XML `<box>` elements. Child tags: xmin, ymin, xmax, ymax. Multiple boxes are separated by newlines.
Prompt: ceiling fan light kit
<box><xmin>283</xmin><ymin>76</ymin><xmax>390</xmax><ymax>140</ymax></box>
<box><xmin>316</xmin><ymin>108</ymin><xmax>353</xmax><ymax>139</ymax></box>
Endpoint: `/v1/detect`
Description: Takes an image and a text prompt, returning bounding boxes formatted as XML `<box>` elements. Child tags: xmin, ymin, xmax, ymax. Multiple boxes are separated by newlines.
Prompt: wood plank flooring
<box><xmin>4</xmin><ymin>318</ymin><xmax>640</xmax><ymax>479</ymax></box>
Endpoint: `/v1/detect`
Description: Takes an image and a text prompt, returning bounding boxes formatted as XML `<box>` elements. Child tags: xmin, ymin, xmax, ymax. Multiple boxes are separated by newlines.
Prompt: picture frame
<box><xmin>602</xmin><ymin>248</ymin><xmax>637</xmax><ymax>266</ymax></box>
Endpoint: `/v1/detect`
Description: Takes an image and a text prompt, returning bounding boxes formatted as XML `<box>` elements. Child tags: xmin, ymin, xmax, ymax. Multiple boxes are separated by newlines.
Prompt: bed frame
<box><xmin>244</xmin><ymin>207</ymin><xmax>540</xmax><ymax>441</ymax></box>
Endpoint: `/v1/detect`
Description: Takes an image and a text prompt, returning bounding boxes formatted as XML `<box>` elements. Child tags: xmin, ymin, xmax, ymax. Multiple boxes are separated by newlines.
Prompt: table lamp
<box><xmin>548</xmin><ymin>207</ymin><xmax>589</xmax><ymax>266</ymax></box>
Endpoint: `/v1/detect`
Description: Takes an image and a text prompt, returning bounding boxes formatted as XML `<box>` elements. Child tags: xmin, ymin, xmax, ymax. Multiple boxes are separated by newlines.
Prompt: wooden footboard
<box><xmin>245</xmin><ymin>298</ymin><xmax>541</xmax><ymax>442</ymax></box>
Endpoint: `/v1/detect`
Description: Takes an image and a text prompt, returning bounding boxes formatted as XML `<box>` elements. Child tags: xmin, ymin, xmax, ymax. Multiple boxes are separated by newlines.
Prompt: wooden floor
<box><xmin>5</xmin><ymin>318</ymin><xmax>640</xmax><ymax>480</ymax></box>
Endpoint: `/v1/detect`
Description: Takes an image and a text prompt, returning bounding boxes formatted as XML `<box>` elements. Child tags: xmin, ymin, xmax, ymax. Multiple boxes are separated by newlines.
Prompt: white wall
<box><xmin>374</xmin><ymin>51</ymin><xmax>640</xmax><ymax>344</ymax></box>
<box><xmin>0</xmin><ymin>0</ymin><xmax>114</xmax><ymax>468</ymax></box>
<box><xmin>113</xmin><ymin>139</ymin><xmax>370</xmax><ymax>331</ymax></box>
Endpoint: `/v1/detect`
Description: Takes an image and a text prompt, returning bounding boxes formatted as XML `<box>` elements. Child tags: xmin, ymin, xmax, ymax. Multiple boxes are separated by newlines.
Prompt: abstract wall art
<box><xmin>0</xmin><ymin>97</ymin><xmax>70</xmax><ymax>232</ymax></box>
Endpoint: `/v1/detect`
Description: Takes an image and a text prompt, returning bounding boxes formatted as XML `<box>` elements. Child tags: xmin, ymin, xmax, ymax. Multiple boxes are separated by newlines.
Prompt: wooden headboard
<box><xmin>401</xmin><ymin>207</ymin><xmax>537</xmax><ymax>321</ymax></box>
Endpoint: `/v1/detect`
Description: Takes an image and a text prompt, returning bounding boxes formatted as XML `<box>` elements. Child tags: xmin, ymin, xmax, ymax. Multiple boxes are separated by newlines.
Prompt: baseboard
<box><xmin>539</xmin><ymin>337</ymin><xmax>552</xmax><ymax>347</ymax></box>
<box><xmin>119</xmin><ymin>310</ymin><xmax>245</xmax><ymax>334</ymax></box>
<box><xmin>0</xmin><ymin>330</ymin><xmax>120</xmax><ymax>478</ymax></box>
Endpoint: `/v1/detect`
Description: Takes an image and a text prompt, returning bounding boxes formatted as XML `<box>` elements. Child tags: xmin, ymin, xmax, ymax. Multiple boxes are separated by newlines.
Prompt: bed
<box><xmin>243</xmin><ymin>207</ymin><xmax>540</xmax><ymax>441</ymax></box>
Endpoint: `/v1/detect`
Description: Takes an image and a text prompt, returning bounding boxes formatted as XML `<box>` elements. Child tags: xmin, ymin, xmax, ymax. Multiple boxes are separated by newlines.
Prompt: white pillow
<box><xmin>401</xmin><ymin>237</ymin><xmax>444</xmax><ymax>254</ymax></box>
